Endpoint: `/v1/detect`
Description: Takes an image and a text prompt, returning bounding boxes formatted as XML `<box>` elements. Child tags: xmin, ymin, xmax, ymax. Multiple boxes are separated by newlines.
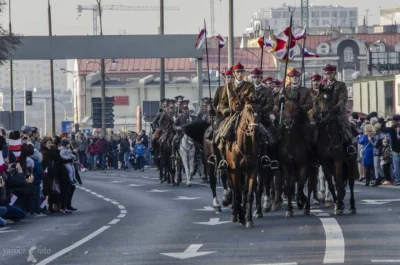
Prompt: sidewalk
<box><xmin>355</xmin><ymin>181</ymin><xmax>400</xmax><ymax>190</ymax></box>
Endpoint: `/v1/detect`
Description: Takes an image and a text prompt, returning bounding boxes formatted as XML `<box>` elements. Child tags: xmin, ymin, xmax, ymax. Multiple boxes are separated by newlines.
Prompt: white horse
<box><xmin>317</xmin><ymin>166</ymin><xmax>333</xmax><ymax>207</ymax></box>
<box><xmin>179</xmin><ymin>134</ymin><xmax>196</xmax><ymax>186</ymax></box>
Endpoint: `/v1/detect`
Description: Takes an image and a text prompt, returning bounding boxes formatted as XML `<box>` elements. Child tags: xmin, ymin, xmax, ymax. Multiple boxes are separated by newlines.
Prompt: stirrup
<box><xmin>207</xmin><ymin>154</ymin><xmax>217</xmax><ymax>165</ymax></box>
<box><xmin>270</xmin><ymin>160</ymin><xmax>280</xmax><ymax>170</ymax></box>
<box><xmin>261</xmin><ymin>155</ymin><xmax>271</xmax><ymax>168</ymax></box>
<box><xmin>218</xmin><ymin>159</ymin><xmax>228</xmax><ymax>170</ymax></box>
<box><xmin>346</xmin><ymin>145</ymin><xmax>357</xmax><ymax>155</ymax></box>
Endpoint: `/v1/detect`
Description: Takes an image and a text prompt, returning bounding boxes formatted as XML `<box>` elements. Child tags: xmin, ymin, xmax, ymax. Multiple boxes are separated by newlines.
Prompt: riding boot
<box><xmin>218</xmin><ymin>141</ymin><xmax>228</xmax><ymax>170</ymax></box>
<box><xmin>260</xmin><ymin>140</ymin><xmax>271</xmax><ymax>168</ymax></box>
<box><xmin>170</xmin><ymin>142</ymin><xmax>177</xmax><ymax>159</ymax></box>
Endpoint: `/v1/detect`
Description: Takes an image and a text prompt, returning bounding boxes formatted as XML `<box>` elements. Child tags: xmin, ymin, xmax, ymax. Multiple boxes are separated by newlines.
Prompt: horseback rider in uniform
<box><xmin>271</xmin><ymin>80</ymin><xmax>283</xmax><ymax>127</ymax></box>
<box><xmin>173</xmin><ymin>95</ymin><xmax>185</xmax><ymax>122</ymax></box>
<box><xmin>151</xmin><ymin>98</ymin><xmax>168</xmax><ymax>133</ymax></box>
<box><xmin>196</xmin><ymin>97</ymin><xmax>213</xmax><ymax>123</ymax></box>
<box><xmin>317</xmin><ymin>64</ymin><xmax>357</xmax><ymax>156</ymax></box>
<box><xmin>213</xmin><ymin>69</ymin><xmax>234</xmax><ymax>126</ymax></box>
<box><xmin>216</xmin><ymin>62</ymin><xmax>256</xmax><ymax>170</ymax></box>
<box><xmin>310</xmin><ymin>73</ymin><xmax>323</xmax><ymax>101</ymax></box>
<box><xmin>171</xmin><ymin>100</ymin><xmax>194</xmax><ymax>159</ymax></box>
<box><xmin>281</xmin><ymin>68</ymin><xmax>315</xmax><ymax>151</ymax></box>
<box><xmin>251</xmin><ymin>68</ymin><xmax>277</xmax><ymax>167</ymax></box>
<box><xmin>263</xmin><ymin>76</ymin><xmax>275</xmax><ymax>90</ymax></box>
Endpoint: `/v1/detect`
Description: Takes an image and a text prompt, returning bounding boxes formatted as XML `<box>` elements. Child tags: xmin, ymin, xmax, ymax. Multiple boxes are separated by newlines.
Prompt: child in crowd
<box><xmin>381</xmin><ymin>138</ymin><xmax>392</xmax><ymax>185</ymax></box>
<box><xmin>59</xmin><ymin>139</ymin><xmax>77</xmax><ymax>185</ymax></box>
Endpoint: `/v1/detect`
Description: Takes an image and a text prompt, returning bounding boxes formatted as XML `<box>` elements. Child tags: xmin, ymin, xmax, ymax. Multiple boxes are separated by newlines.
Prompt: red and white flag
<box><xmin>271</xmin><ymin>24</ymin><xmax>306</xmax><ymax>60</ymax></box>
<box><xmin>195</xmin><ymin>29</ymin><xmax>207</xmax><ymax>49</ymax></box>
<box><xmin>303</xmin><ymin>47</ymin><xmax>319</xmax><ymax>57</ymax></box>
<box><xmin>40</xmin><ymin>196</ymin><xmax>48</xmax><ymax>209</ymax></box>
<box><xmin>257</xmin><ymin>36</ymin><xmax>276</xmax><ymax>49</ymax></box>
<box><xmin>214</xmin><ymin>34</ymin><xmax>226</xmax><ymax>49</ymax></box>
<box><xmin>8</xmin><ymin>139</ymin><xmax>22</xmax><ymax>161</ymax></box>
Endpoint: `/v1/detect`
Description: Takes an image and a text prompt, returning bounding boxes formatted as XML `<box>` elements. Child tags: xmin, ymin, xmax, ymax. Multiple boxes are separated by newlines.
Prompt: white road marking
<box><xmin>315</xmin><ymin>213</ymin><xmax>330</xmax><ymax>217</ymax></box>
<box><xmin>120</xmin><ymin>210</ymin><xmax>127</xmax><ymax>214</ymax></box>
<box><xmin>117</xmin><ymin>214</ymin><xmax>126</xmax><ymax>218</ymax></box>
<box><xmin>0</xmin><ymin>227</ymin><xmax>17</xmax><ymax>233</ymax></box>
<box><xmin>160</xmin><ymin>244</ymin><xmax>216</xmax><ymax>260</ymax></box>
<box><xmin>372</xmin><ymin>260</ymin><xmax>400</xmax><ymax>263</ymax></box>
<box><xmin>111</xmin><ymin>201</ymin><xmax>119</xmax><ymax>205</ymax></box>
<box><xmin>117</xmin><ymin>205</ymin><xmax>125</xmax><ymax>210</ymax></box>
<box><xmin>103</xmin><ymin>198</ymin><xmax>111</xmax><ymax>201</ymax></box>
<box><xmin>174</xmin><ymin>196</ymin><xmax>201</xmax><ymax>200</ymax></box>
<box><xmin>36</xmin><ymin>226</ymin><xmax>111</xmax><ymax>265</ymax></box>
<box><xmin>90</xmin><ymin>192</ymin><xmax>98</xmax><ymax>195</ymax></box>
<box><xmin>361</xmin><ymin>199</ymin><xmax>400</xmax><ymax>205</ymax></box>
<box><xmin>310</xmin><ymin>209</ymin><xmax>323</xmax><ymax>213</ymax></box>
<box><xmin>193</xmin><ymin>218</ymin><xmax>230</xmax><ymax>226</ymax></box>
<box><xmin>142</xmin><ymin>176</ymin><xmax>151</xmax><ymax>179</ymax></box>
<box><xmin>193</xmin><ymin>206</ymin><xmax>214</xmax><ymax>211</ymax></box>
<box><xmin>111</xmin><ymin>180</ymin><xmax>125</xmax><ymax>183</ymax></box>
<box><xmin>320</xmin><ymin>218</ymin><xmax>345</xmax><ymax>264</ymax></box>
<box><xmin>147</xmin><ymin>189</ymin><xmax>171</xmax><ymax>193</ymax></box>
<box><xmin>129</xmin><ymin>184</ymin><xmax>145</xmax><ymax>187</ymax></box>
<box><xmin>249</xmin><ymin>263</ymin><xmax>298</xmax><ymax>265</ymax></box>
<box><xmin>96</xmin><ymin>195</ymin><xmax>104</xmax><ymax>198</ymax></box>
<box><xmin>109</xmin><ymin>219</ymin><xmax>121</xmax><ymax>225</ymax></box>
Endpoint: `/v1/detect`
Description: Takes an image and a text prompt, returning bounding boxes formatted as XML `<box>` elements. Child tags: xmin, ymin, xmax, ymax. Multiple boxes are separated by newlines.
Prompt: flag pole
<box><xmin>204</xmin><ymin>19</ymin><xmax>214</xmax><ymax>130</ymax></box>
<box><xmin>218</xmin><ymin>40</ymin><xmax>221</xmax><ymax>87</ymax></box>
<box><xmin>280</xmin><ymin>7</ymin><xmax>295</xmax><ymax>124</ymax></box>
<box><xmin>260</xmin><ymin>37</ymin><xmax>264</xmax><ymax>70</ymax></box>
<box><xmin>300</xmin><ymin>28</ymin><xmax>307</xmax><ymax>87</ymax></box>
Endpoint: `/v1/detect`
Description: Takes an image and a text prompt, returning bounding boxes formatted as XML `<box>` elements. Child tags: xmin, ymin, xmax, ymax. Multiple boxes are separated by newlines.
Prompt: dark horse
<box><xmin>182</xmin><ymin>120</ymin><xmax>231</xmax><ymax>214</ymax></box>
<box><xmin>277</xmin><ymin>99</ymin><xmax>313</xmax><ymax>217</ymax></box>
<box><xmin>313</xmin><ymin>91</ymin><xmax>357</xmax><ymax>215</ymax></box>
<box><xmin>157</xmin><ymin>113</ymin><xmax>177</xmax><ymax>185</ymax></box>
<box><xmin>151</xmin><ymin>128</ymin><xmax>163</xmax><ymax>181</ymax></box>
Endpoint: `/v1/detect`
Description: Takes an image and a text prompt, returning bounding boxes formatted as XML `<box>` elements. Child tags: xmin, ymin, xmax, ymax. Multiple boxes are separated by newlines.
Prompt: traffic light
<box><xmin>105</xmin><ymin>97</ymin><xmax>115</xmax><ymax>129</ymax></box>
<box><xmin>25</xmin><ymin>91</ymin><xmax>32</xmax><ymax>106</ymax></box>
<box><xmin>91</xmin><ymin>97</ymin><xmax>102</xmax><ymax>128</ymax></box>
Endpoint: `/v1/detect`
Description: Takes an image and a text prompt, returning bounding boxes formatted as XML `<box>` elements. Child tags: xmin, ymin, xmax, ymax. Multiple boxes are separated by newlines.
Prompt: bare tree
<box><xmin>0</xmin><ymin>0</ymin><xmax>21</xmax><ymax>64</ymax></box>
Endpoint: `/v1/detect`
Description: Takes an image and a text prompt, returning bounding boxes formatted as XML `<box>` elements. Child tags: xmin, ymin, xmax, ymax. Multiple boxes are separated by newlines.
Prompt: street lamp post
<box><xmin>8</xmin><ymin>0</ymin><xmax>14</xmax><ymax>129</ymax></box>
<box><xmin>48</xmin><ymin>0</ymin><xmax>56</xmax><ymax>136</ymax></box>
<box><xmin>159</xmin><ymin>0</ymin><xmax>165</xmax><ymax>100</ymax></box>
<box><xmin>228</xmin><ymin>0</ymin><xmax>234</xmax><ymax>67</ymax></box>
<box><xmin>61</xmin><ymin>68</ymin><xmax>79</xmax><ymax>123</ymax></box>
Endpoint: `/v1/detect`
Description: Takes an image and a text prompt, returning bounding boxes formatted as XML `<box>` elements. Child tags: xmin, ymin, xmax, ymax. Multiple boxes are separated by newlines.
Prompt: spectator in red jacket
<box><xmin>95</xmin><ymin>135</ymin><xmax>108</xmax><ymax>170</ymax></box>
<box><xmin>88</xmin><ymin>139</ymin><xmax>99</xmax><ymax>170</ymax></box>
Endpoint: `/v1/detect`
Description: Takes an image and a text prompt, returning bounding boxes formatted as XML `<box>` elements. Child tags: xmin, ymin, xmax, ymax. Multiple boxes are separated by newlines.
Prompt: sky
<box><xmin>0</xmin><ymin>0</ymin><xmax>395</xmax><ymax>37</ymax></box>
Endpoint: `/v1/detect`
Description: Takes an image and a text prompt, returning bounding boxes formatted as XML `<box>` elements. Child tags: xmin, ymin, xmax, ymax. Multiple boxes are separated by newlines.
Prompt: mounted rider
<box><xmin>173</xmin><ymin>95</ymin><xmax>185</xmax><ymax>121</ymax></box>
<box><xmin>282</xmin><ymin>68</ymin><xmax>314</xmax><ymax>149</ymax></box>
<box><xmin>213</xmin><ymin>69</ymin><xmax>234</xmax><ymax>125</ymax></box>
<box><xmin>263</xmin><ymin>76</ymin><xmax>275</xmax><ymax>90</ymax></box>
<box><xmin>151</xmin><ymin>98</ymin><xmax>168</xmax><ymax>132</ymax></box>
<box><xmin>196</xmin><ymin>97</ymin><xmax>213</xmax><ymax>123</ymax></box>
<box><xmin>216</xmin><ymin>62</ymin><xmax>256</xmax><ymax>170</ymax></box>
<box><xmin>310</xmin><ymin>73</ymin><xmax>323</xmax><ymax>101</ymax></box>
<box><xmin>317</xmin><ymin>64</ymin><xmax>357</xmax><ymax>156</ymax></box>
<box><xmin>271</xmin><ymin>80</ymin><xmax>283</xmax><ymax>126</ymax></box>
<box><xmin>171</xmin><ymin>100</ymin><xmax>195</xmax><ymax>159</ymax></box>
<box><xmin>251</xmin><ymin>68</ymin><xmax>277</xmax><ymax>167</ymax></box>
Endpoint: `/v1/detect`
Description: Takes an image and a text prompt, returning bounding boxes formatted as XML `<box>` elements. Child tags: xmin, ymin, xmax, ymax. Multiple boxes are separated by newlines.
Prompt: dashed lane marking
<box><xmin>320</xmin><ymin>218</ymin><xmax>344</xmax><ymax>264</ymax></box>
<box><xmin>37</xmin><ymin>186</ymin><xmax>128</xmax><ymax>265</ymax></box>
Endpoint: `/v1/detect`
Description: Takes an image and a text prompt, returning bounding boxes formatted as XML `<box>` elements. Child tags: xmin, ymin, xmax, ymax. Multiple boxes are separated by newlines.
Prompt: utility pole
<box><xmin>159</xmin><ymin>0</ymin><xmax>165</xmax><ymax>100</ymax></box>
<box><xmin>48</xmin><ymin>0</ymin><xmax>56</xmax><ymax>136</ymax></box>
<box><xmin>228</xmin><ymin>0</ymin><xmax>234</xmax><ymax>67</ymax></box>
<box><xmin>9</xmin><ymin>0</ymin><xmax>14</xmax><ymax>129</ymax></box>
<box><xmin>97</xmin><ymin>0</ymin><xmax>106</xmax><ymax>136</ymax></box>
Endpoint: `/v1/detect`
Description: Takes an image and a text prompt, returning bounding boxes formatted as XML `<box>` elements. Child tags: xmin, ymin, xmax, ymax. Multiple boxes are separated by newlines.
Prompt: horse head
<box><xmin>240</xmin><ymin>103</ymin><xmax>259</xmax><ymax>137</ymax></box>
<box><xmin>315</xmin><ymin>91</ymin><xmax>334</xmax><ymax>123</ymax></box>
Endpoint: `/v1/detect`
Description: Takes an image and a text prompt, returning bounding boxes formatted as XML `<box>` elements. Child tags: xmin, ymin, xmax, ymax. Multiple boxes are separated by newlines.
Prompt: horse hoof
<box><xmin>253</xmin><ymin>210</ymin><xmax>263</xmax><ymax>218</ymax></box>
<box><xmin>325</xmin><ymin>201</ymin><xmax>332</xmax><ymax>208</ymax></box>
<box><xmin>272</xmin><ymin>202</ymin><xmax>281</xmax><ymax>211</ymax></box>
<box><xmin>214</xmin><ymin>206</ymin><xmax>221</xmax><ymax>214</ymax></box>
<box><xmin>349</xmin><ymin>208</ymin><xmax>357</xmax><ymax>214</ymax></box>
<box><xmin>313</xmin><ymin>199</ymin><xmax>320</xmax><ymax>206</ymax></box>
<box><xmin>246</xmin><ymin>221</ymin><xmax>254</xmax><ymax>228</ymax></box>
<box><xmin>303</xmin><ymin>209</ymin><xmax>310</xmax><ymax>216</ymax></box>
<box><xmin>334</xmin><ymin>209</ymin><xmax>343</xmax><ymax>216</ymax></box>
<box><xmin>160</xmin><ymin>180</ymin><xmax>164</xmax><ymax>184</ymax></box>
<box><xmin>187</xmin><ymin>183</ymin><xmax>192</xmax><ymax>187</ymax></box>
<box><xmin>285</xmin><ymin>211</ymin><xmax>293</xmax><ymax>218</ymax></box>
<box><xmin>231</xmin><ymin>215</ymin><xmax>238</xmax><ymax>223</ymax></box>
<box><xmin>263</xmin><ymin>206</ymin><xmax>271</xmax><ymax>213</ymax></box>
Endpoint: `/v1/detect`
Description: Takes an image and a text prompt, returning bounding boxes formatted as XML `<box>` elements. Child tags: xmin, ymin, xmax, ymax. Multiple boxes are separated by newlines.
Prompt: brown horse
<box><xmin>313</xmin><ymin>91</ymin><xmax>356</xmax><ymax>215</ymax></box>
<box><xmin>225</xmin><ymin>103</ymin><xmax>261</xmax><ymax>227</ymax></box>
<box><xmin>277</xmin><ymin>99</ymin><xmax>312</xmax><ymax>217</ymax></box>
<box><xmin>151</xmin><ymin>128</ymin><xmax>163</xmax><ymax>181</ymax></box>
<box><xmin>157</xmin><ymin>112</ymin><xmax>177</xmax><ymax>185</ymax></box>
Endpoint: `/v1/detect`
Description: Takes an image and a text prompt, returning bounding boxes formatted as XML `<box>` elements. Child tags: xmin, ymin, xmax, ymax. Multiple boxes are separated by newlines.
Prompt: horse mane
<box><xmin>286</xmin><ymin>100</ymin><xmax>310</xmax><ymax>124</ymax></box>
<box><xmin>181</xmin><ymin>120</ymin><xmax>210</xmax><ymax>144</ymax></box>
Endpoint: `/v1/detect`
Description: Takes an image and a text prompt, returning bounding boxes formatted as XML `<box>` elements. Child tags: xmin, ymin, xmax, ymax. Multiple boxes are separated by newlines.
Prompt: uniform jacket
<box><xmin>284</xmin><ymin>85</ymin><xmax>313</xmax><ymax>112</ymax></box>
<box><xmin>255</xmin><ymin>84</ymin><xmax>274</xmax><ymax>115</ymax></box>
<box><xmin>151</xmin><ymin>111</ymin><xmax>164</xmax><ymax>129</ymax></box>
<box><xmin>219</xmin><ymin>81</ymin><xmax>255</xmax><ymax>113</ymax></box>
<box><xmin>196</xmin><ymin>110</ymin><xmax>212</xmax><ymax>123</ymax></box>
<box><xmin>321</xmin><ymin>80</ymin><xmax>348</xmax><ymax>114</ymax></box>
<box><xmin>213</xmin><ymin>86</ymin><xmax>224</xmax><ymax>112</ymax></box>
<box><xmin>173</xmin><ymin>113</ymin><xmax>194</xmax><ymax>133</ymax></box>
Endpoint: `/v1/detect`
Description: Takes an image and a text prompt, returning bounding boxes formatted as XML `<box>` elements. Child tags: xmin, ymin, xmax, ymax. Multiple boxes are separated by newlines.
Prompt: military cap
<box><xmin>263</xmin><ymin>76</ymin><xmax>274</xmax><ymax>84</ymax></box>
<box><xmin>232</xmin><ymin>62</ymin><xmax>245</xmax><ymax>72</ymax></box>
<box><xmin>274</xmin><ymin>80</ymin><xmax>283</xmax><ymax>86</ymax></box>
<box><xmin>250</xmin><ymin>68</ymin><xmax>263</xmax><ymax>76</ymax></box>
<box><xmin>323</xmin><ymin>64</ymin><xmax>337</xmax><ymax>73</ymax></box>
<box><xmin>287</xmin><ymin>68</ymin><xmax>301</xmax><ymax>77</ymax></box>
<box><xmin>311</xmin><ymin>73</ymin><xmax>322</xmax><ymax>81</ymax></box>
<box><xmin>223</xmin><ymin>69</ymin><xmax>233</xmax><ymax>76</ymax></box>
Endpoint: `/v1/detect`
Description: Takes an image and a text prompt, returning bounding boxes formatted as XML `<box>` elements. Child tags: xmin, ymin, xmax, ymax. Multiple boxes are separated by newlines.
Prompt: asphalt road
<box><xmin>1</xmin><ymin>168</ymin><xmax>400</xmax><ymax>265</ymax></box>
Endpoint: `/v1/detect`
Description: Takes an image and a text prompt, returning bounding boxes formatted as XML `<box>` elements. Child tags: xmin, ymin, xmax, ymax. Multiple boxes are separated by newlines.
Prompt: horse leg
<box><xmin>246</xmin><ymin>173</ymin><xmax>256</xmax><ymax>228</ymax></box>
<box><xmin>272</xmin><ymin>169</ymin><xmax>283</xmax><ymax>211</ymax></box>
<box><xmin>348</xmin><ymin>159</ymin><xmax>357</xmax><ymax>214</ymax></box>
<box><xmin>221</xmin><ymin>172</ymin><xmax>232</xmax><ymax>206</ymax></box>
<box><xmin>296</xmin><ymin>168</ymin><xmax>307</xmax><ymax>211</ymax></box>
<box><xmin>230</xmin><ymin>172</ymin><xmax>239</xmax><ymax>223</ymax></box>
<box><xmin>263</xmin><ymin>168</ymin><xmax>273</xmax><ymax>213</ymax></box>
<box><xmin>333</xmin><ymin>160</ymin><xmax>345</xmax><ymax>216</ymax></box>
<box><xmin>282</xmin><ymin>168</ymin><xmax>293</xmax><ymax>217</ymax></box>
<box><xmin>299</xmin><ymin>166</ymin><xmax>311</xmax><ymax>216</ymax></box>
<box><xmin>181</xmin><ymin>150</ymin><xmax>192</xmax><ymax>187</ymax></box>
<box><xmin>253</xmin><ymin>173</ymin><xmax>263</xmax><ymax>218</ymax></box>
<box><xmin>238</xmin><ymin>173</ymin><xmax>246</xmax><ymax>226</ymax></box>
<box><xmin>321</xmin><ymin>164</ymin><xmax>337</xmax><ymax>207</ymax></box>
<box><xmin>208</xmin><ymin>164</ymin><xmax>221</xmax><ymax>214</ymax></box>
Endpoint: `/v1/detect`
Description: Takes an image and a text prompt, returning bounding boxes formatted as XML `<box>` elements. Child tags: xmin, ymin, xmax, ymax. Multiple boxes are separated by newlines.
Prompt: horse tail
<box><xmin>181</xmin><ymin>120</ymin><xmax>211</xmax><ymax>145</ymax></box>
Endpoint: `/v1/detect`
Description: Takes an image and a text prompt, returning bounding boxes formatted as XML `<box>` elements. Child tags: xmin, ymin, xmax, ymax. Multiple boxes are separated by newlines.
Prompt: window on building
<box><xmin>344</xmin><ymin>47</ymin><xmax>354</xmax><ymax>62</ymax></box>
<box><xmin>312</xmin><ymin>11</ymin><xmax>320</xmax><ymax>18</ymax></box>
<box><xmin>395</xmin><ymin>41</ymin><xmax>400</xmax><ymax>52</ymax></box>
<box><xmin>282</xmin><ymin>12</ymin><xmax>287</xmax><ymax>18</ymax></box>
<box><xmin>321</xmin><ymin>11</ymin><xmax>330</xmax><ymax>17</ymax></box>
<box><xmin>322</xmin><ymin>20</ymin><xmax>330</xmax><ymax>26</ymax></box>
<box><xmin>331</xmin><ymin>11</ymin><xmax>338</xmax><ymax>18</ymax></box>
<box><xmin>293</xmin><ymin>11</ymin><xmax>301</xmax><ymax>18</ymax></box>
<box><xmin>349</xmin><ymin>10</ymin><xmax>357</xmax><ymax>17</ymax></box>
<box><xmin>340</xmin><ymin>11</ymin><xmax>348</xmax><ymax>17</ymax></box>
<box><xmin>320</xmin><ymin>45</ymin><xmax>327</xmax><ymax>54</ymax></box>
<box><xmin>272</xmin><ymin>11</ymin><xmax>281</xmax><ymax>19</ymax></box>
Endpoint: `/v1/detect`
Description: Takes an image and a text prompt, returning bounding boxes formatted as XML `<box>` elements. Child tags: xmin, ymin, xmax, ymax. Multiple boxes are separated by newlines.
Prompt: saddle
<box><xmin>220</xmin><ymin>113</ymin><xmax>241</xmax><ymax>143</ymax></box>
